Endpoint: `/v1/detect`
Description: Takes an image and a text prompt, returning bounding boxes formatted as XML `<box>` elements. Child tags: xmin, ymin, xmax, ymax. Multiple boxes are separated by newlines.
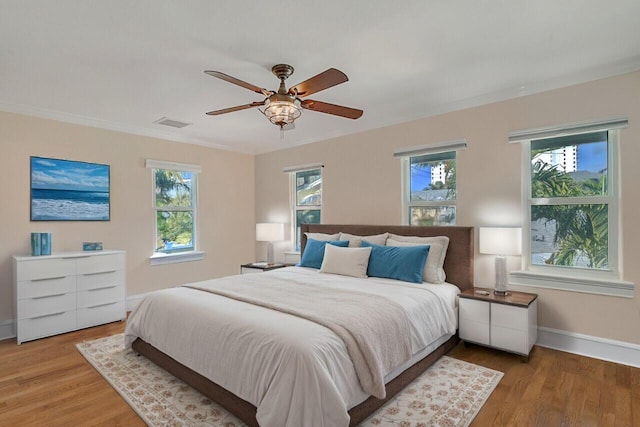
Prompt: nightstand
<box><xmin>459</xmin><ymin>287</ymin><xmax>538</xmax><ymax>361</ymax></box>
<box><xmin>240</xmin><ymin>263</ymin><xmax>288</xmax><ymax>274</ymax></box>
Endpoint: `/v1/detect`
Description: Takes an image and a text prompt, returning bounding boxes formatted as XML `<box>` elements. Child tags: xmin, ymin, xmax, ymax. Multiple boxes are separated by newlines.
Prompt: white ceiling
<box><xmin>2</xmin><ymin>1</ymin><xmax>640</xmax><ymax>154</ymax></box>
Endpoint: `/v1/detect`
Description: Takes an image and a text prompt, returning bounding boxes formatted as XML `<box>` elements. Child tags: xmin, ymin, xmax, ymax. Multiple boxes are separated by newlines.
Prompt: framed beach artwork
<box><xmin>30</xmin><ymin>156</ymin><xmax>110</xmax><ymax>221</ymax></box>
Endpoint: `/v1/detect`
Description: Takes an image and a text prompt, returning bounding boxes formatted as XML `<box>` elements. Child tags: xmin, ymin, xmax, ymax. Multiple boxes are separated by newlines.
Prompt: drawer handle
<box><xmin>31</xmin><ymin>276</ymin><xmax>66</xmax><ymax>282</ymax></box>
<box><xmin>82</xmin><ymin>270</ymin><xmax>117</xmax><ymax>276</ymax></box>
<box><xmin>87</xmin><ymin>302</ymin><xmax>117</xmax><ymax>309</ymax></box>
<box><xmin>32</xmin><ymin>293</ymin><xmax>66</xmax><ymax>300</ymax></box>
<box><xmin>31</xmin><ymin>311</ymin><xmax>66</xmax><ymax>320</ymax></box>
<box><xmin>62</xmin><ymin>256</ymin><xmax>91</xmax><ymax>259</ymax></box>
<box><xmin>88</xmin><ymin>285</ymin><xmax>117</xmax><ymax>291</ymax></box>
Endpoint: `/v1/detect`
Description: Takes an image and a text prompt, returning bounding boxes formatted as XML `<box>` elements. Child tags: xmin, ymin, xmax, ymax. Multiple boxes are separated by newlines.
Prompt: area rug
<box><xmin>77</xmin><ymin>334</ymin><xmax>502</xmax><ymax>427</ymax></box>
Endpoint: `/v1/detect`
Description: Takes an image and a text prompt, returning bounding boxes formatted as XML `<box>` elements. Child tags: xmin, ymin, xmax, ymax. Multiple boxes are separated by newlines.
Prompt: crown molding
<box><xmin>0</xmin><ymin>101</ymin><xmax>254</xmax><ymax>154</ymax></box>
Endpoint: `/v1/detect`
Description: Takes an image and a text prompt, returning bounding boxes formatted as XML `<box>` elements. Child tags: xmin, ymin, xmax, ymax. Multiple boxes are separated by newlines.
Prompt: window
<box><xmin>510</xmin><ymin>118</ymin><xmax>632</xmax><ymax>297</ymax></box>
<box><xmin>528</xmin><ymin>131</ymin><xmax>612</xmax><ymax>271</ymax></box>
<box><xmin>396</xmin><ymin>140</ymin><xmax>466</xmax><ymax>226</ymax></box>
<box><xmin>146</xmin><ymin>160</ymin><xmax>203</xmax><ymax>265</ymax></box>
<box><xmin>290</xmin><ymin>167</ymin><xmax>322</xmax><ymax>251</ymax></box>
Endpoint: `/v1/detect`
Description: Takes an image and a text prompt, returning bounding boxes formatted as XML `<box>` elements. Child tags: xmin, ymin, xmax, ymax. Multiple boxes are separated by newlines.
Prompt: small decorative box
<box><xmin>82</xmin><ymin>242</ymin><xmax>103</xmax><ymax>251</ymax></box>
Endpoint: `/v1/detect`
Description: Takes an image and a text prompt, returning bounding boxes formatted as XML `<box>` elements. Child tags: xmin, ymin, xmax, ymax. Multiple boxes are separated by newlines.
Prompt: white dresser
<box><xmin>13</xmin><ymin>250</ymin><xmax>126</xmax><ymax>344</ymax></box>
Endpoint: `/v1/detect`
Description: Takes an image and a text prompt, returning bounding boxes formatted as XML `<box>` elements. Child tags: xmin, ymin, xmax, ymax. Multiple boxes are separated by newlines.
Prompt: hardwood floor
<box><xmin>0</xmin><ymin>321</ymin><xmax>143</xmax><ymax>427</ymax></box>
<box><xmin>1</xmin><ymin>322</ymin><xmax>638</xmax><ymax>426</ymax></box>
<box><xmin>449</xmin><ymin>343</ymin><xmax>640</xmax><ymax>427</ymax></box>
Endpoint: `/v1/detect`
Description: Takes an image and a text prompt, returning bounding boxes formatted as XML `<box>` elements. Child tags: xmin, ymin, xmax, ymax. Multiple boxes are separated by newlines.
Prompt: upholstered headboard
<box><xmin>300</xmin><ymin>224</ymin><xmax>474</xmax><ymax>291</ymax></box>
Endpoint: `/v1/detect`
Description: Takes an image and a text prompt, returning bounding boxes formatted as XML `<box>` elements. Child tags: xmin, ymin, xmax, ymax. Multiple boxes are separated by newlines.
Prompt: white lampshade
<box><xmin>479</xmin><ymin>227</ymin><xmax>522</xmax><ymax>256</ymax></box>
<box><xmin>256</xmin><ymin>223</ymin><xmax>285</xmax><ymax>242</ymax></box>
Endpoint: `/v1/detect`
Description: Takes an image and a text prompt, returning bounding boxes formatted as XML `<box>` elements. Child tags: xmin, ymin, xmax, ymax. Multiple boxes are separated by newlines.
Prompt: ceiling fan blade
<box><xmin>300</xmin><ymin>99</ymin><xmax>363</xmax><ymax>119</ymax></box>
<box><xmin>289</xmin><ymin>68</ymin><xmax>348</xmax><ymax>97</ymax></box>
<box><xmin>206</xmin><ymin>101</ymin><xmax>266</xmax><ymax>116</ymax></box>
<box><xmin>204</xmin><ymin>70</ymin><xmax>271</xmax><ymax>96</ymax></box>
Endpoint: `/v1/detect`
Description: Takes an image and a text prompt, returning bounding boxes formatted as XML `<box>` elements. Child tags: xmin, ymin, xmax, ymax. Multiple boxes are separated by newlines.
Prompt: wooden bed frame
<box><xmin>132</xmin><ymin>224</ymin><xmax>474</xmax><ymax>426</ymax></box>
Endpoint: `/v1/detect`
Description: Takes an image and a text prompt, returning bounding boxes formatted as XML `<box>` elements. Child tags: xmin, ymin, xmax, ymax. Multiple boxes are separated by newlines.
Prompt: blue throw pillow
<box><xmin>299</xmin><ymin>238</ymin><xmax>350</xmax><ymax>269</ymax></box>
<box><xmin>362</xmin><ymin>241</ymin><xmax>430</xmax><ymax>284</ymax></box>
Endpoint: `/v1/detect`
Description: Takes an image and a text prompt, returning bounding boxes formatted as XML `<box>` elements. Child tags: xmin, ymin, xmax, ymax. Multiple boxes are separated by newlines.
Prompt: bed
<box><xmin>126</xmin><ymin>224</ymin><xmax>474</xmax><ymax>427</ymax></box>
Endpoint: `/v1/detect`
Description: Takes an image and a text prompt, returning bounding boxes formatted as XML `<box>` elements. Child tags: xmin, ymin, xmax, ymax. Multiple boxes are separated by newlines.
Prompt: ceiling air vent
<box><xmin>154</xmin><ymin>117</ymin><xmax>190</xmax><ymax>128</ymax></box>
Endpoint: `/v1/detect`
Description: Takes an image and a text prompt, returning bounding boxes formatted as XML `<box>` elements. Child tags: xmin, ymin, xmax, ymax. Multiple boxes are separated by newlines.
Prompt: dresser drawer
<box><xmin>492</xmin><ymin>303</ymin><xmax>528</xmax><ymax>330</ymax></box>
<box><xmin>77</xmin><ymin>269</ymin><xmax>123</xmax><ymax>291</ymax></box>
<box><xmin>77</xmin><ymin>285</ymin><xmax>124</xmax><ymax>308</ymax></box>
<box><xmin>17</xmin><ymin>276</ymin><xmax>76</xmax><ymax>299</ymax></box>
<box><xmin>18</xmin><ymin>292</ymin><xmax>76</xmax><ymax>319</ymax></box>
<box><xmin>15</xmin><ymin>258</ymin><xmax>75</xmax><ymax>281</ymax></box>
<box><xmin>76</xmin><ymin>253</ymin><xmax>124</xmax><ymax>275</ymax></box>
<box><xmin>77</xmin><ymin>300</ymin><xmax>125</xmax><ymax>329</ymax></box>
<box><xmin>19</xmin><ymin>310</ymin><xmax>76</xmax><ymax>342</ymax></box>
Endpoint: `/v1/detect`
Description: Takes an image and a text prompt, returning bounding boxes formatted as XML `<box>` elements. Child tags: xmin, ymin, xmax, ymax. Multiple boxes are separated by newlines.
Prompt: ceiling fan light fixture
<box><xmin>262</xmin><ymin>99</ymin><xmax>302</xmax><ymax>128</ymax></box>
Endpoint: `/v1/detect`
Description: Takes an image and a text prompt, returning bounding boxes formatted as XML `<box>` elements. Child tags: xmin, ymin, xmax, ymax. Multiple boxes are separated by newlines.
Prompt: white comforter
<box><xmin>125</xmin><ymin>267</ymin><xmax>459</xmax><ymax>427</ymax></box>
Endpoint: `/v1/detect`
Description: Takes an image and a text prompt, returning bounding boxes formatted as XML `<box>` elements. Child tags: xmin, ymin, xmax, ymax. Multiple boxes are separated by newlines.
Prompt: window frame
<box><xmin>397</xmin><ymin>140</ymin><xmax>466</xmax><ymax>226</ymax></box>
<box><xmin>289</xmin><ymin>166</ymin><xmax>323</xmax><ymax>252</ymax></box>
<box><xmin>511</xmin><ymin>125</ymin><xmax>633</xmax><ymax>297</ymax></box>
<box><xmin>146</xmin><ymin>159</ymin><xmax>204</xmax><ymax>265</ymax></box>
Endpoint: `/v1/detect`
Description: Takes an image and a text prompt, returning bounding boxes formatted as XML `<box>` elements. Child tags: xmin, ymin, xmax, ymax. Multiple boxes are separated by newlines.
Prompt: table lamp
<box><xmin>256</xmin><ymin>223</ymin><xmax>285</xmax><ymax>264</ymax></box>
<box><xmin>479</xmin><ymin>227</ymin><xmax>522</xmax><ymax>296</ymax></box>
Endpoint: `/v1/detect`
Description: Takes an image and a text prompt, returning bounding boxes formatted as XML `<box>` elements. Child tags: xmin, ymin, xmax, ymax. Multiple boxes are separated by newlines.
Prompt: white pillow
<box><xmin>386</xmin><ymin>234</ymin><xmax>450</xmax><ymax>284</ymax></box>
<box><xmin>339</xmin><ymin>232</ymin><xmax>388</xmax><ymax>247</ymax></box>
<box><xmin>305</xmin><ymin>232</ymin><xmax>340</xmax><ymax>241</ymax></box>
<box><xmin>320</xmin><ymin>244</ymin><xmax>372</xmax><ymax>278</ymax></box>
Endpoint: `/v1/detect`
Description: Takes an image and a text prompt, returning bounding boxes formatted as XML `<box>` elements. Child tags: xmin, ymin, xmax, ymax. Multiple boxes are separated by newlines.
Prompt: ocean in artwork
<box><xmin>31</xmin><ymin>189</ymin><xmax>110</xmax><ymax>220</ymax></box>
<box><xmin>30</xmin><ymin>157</ymin><xmax>110</xmax><ymax>221</ymax></box>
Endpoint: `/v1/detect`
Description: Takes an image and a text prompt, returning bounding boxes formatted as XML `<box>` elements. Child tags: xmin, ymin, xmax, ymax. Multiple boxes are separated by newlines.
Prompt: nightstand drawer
<box><xmin>459</xmin><ymin>316</ymin><xmax>490</xmax><ymax>345</ymax></box>
<box><xmin>459</xmin><ymin>298</ymin><xmax>489</xmax><ymax>322</ymax></box>
<box><xmin>459</xmin><ymin>298</ymin><xmax>490</xmax><ymax>345</ymax></box>
<box><xmin>492</xmin><ymin>303</ymin><xmax>528</xmax><ymax>330</ymax></box>
<box><xmin>491</xmin><ymin>325</ymin><xmax>529</xmax><ymax>355</ymax></box>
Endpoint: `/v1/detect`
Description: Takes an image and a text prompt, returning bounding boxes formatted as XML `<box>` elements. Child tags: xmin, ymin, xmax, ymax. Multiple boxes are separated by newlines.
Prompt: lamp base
<box><xmin>494</xmin><ymin>256</ymin><xmax>509</xmax><ymax>296</ymax></box>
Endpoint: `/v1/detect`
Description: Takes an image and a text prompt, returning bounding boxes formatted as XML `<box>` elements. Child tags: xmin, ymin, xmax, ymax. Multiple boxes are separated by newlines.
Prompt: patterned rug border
<box><xmin>77</xmin><ymin>334</ymin><xmax>503</xmax><ymax>427</ymax></box>
<box><xmin>76</xmin><ymin>336</ymin><xmax>156</xmax><ymax>427</ymax></box>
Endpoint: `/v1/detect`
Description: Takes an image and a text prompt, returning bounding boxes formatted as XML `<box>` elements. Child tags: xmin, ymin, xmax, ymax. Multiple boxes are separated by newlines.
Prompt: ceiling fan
<box><xmin>204</xmin><ymin>64</ymin><xmax>363</xmax><ymax>129</ymax></box>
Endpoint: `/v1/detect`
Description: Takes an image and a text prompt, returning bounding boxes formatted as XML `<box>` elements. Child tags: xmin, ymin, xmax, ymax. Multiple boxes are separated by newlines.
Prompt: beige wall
<box><xmin>255</xmin><ymin>71</ymin><xmax>640</xmax><ymax>345</ymax></box>
<box><xmin>1</xmin><ymin>112</ymin><xmax>255</xmax><ymax>326</ymax></box>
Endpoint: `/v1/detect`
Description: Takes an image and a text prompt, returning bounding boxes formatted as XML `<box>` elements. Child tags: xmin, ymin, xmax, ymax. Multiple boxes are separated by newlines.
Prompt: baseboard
<box><xmin>537</xmin><ymin>326</ymin><xmax>640</xmax><ymax>368</ymax></box>
<box><xmin>0</xmin><ymin>319</ymin><xmax>15</xmax><ymax>341</ymax></box>
<box><xmin>126</xmin><ymin>292</ymin><xmax>150</xmax><ymax>312</ymax></box>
